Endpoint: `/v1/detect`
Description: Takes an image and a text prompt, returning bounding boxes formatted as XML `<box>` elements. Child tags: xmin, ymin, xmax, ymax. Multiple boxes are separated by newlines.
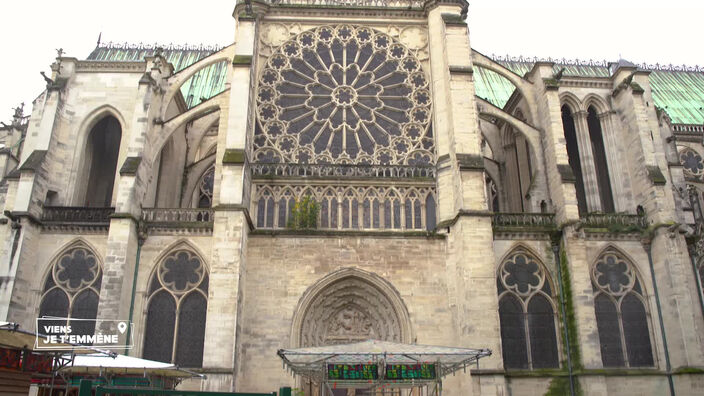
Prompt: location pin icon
<box><xmin>117</xmin><ymin>322</ymin><xmax>127</xmax><ymax>334</ymax></box>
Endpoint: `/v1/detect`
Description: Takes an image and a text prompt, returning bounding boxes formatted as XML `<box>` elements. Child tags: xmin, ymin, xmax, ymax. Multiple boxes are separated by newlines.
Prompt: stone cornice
<box><xmin>76</xmin><ymin>61</ymin><xmax>146</xmax><ymax>73</ymax></box>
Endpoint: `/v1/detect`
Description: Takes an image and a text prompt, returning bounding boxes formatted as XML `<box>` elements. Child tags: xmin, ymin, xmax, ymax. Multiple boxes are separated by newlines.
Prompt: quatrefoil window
<box><xmin>158</xmin><ymin>250</ymin><xmax>205</xmax><ymax>293</ymax></box>
<box><xmin>680</xmin><ymin>148</ymin><xmax>704</xmax><ymax>179</ymax></box>
<box><xmin>254</xmin><ymin>25</ymin><xmax>434</xmax><ymax>166</ymax></box>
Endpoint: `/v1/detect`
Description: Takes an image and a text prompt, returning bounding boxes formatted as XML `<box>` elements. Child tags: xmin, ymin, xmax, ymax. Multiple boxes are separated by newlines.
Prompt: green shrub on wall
<box><xmin>287</xmin><ymin>196</ymin><xmax>319</xmax><ymax>230</ymax></box>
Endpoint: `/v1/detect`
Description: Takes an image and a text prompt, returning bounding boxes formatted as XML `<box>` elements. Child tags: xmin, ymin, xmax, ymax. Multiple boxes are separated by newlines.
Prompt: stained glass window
<box><xmin>39</xmin><ymin>246</ymin><xmax>102</xmax><ymax>333</ymax></box>
<box><xmin>254</xmin><ymin>25</ymin><xmax>434</xmax><ymax>166</ymax></box>
<box><xmin>680</xmin><ymin>148</ymin><xmax>704</xmax><ymax>180</ymax></box>
<box><xmin>198</xmin><ymin>166</ymin><xmax>214</xmax><ymax>208</ymax></box>
<box><xmin>497</xmin><ymin>248</ymin><xmax>559</xmax><ymax>369</ymax></box>
<box><xmin>591</xmin><ymin>249</ymin><xmax>654</xmax><ymax>367</ymax></box>
<box><xmin>144</xmin><ymin>250</ymin><xmax>208</xmax><ymax>367</ymax></box>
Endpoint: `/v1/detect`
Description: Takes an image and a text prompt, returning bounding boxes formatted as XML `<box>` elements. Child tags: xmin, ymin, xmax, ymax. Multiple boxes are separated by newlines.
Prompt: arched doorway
<box><xmin>291</xmin><ymin>268</ymin><xmax>412</xmax><ymax>395</ymax></box>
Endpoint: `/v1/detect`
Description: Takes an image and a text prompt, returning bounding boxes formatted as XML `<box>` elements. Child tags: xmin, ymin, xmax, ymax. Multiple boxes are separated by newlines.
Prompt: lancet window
<box><xmin>497</xmin><ymin>248</ymin><xmax>560</xmax><ymax>369</ymax></box>
<box><xmin>39</xmin><ymin>245</ymin><xmax>102</xmax><ymax>338</ymax></box>
<box><xmin>143</xmin><ymin>250</ymin><xmax>208</xmax><ymax>367</ymax></box>
<box><xmin>197</xmin><ymin>166</ymin><xmax>214</xmax><ymax>208</ymax></box>
<box><xmin>255</xmin><ymin>185</ymin><xmax>436</xmax><ymax>231</ymax></box>
<box><xmin>591</xmin><ymin>249</ymin><xmax>654</xmax><ymax>367</ymax></box>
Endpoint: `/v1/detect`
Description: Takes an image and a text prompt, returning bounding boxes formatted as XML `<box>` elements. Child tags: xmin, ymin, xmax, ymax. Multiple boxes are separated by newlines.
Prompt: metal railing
<box><xmin>270</xmin><ymin>0</ymin><xmax>426</xmax><ymax>8</ymax></box>
<box><xmin>492</xmin><ymin>212</ymin><xmax>556</xmax><ymax>228</ymax></box>
<box><xmin>41</xmin><ymin>206</ymin><xmax>115</xmax><ymax>224</ymax></box>
<box><xmin>141</xmin><ymin>208</ymin><xmax>214</xmax><ymax>223</ymax></box>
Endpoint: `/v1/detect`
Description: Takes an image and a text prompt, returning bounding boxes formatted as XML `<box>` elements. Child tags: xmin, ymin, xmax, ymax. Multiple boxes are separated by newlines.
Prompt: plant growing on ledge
<box><xmin>287</xmin><ymin>196</ymin><xmax>319</xmax><ymax>230</ymax></box>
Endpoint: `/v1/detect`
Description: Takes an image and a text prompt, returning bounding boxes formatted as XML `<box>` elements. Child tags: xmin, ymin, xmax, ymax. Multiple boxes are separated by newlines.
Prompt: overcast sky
<box><xmin>1</xmin><ymin>0</ymin><xmax>702</xmax><ymax>123</ymax></box>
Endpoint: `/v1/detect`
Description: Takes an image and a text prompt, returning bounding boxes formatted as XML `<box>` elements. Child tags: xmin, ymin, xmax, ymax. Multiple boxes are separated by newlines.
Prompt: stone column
<box><xmin>428</xmin><ymin>4</ymin><xmax>505</xmax><ymax>394</ymax></box>
<box><xmin>598</xmin><ymin>111</ymin><xmax>628</xmax><ymax>212</ymax></box>
<box><xmin>573</xmin><ymin>110</ymin><xmax>602</xmax><ymax>212</ymax></box>
<box><xmin>201</xmin><ymin>5</ymin><xmax>258</xmax><ymax>391</ymax></box>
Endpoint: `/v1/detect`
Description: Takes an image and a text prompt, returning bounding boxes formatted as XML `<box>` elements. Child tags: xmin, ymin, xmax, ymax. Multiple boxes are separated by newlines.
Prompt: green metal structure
<box><xmin>87</xmin><ymin>44</ymin><xmax>228</xmax><ymax>109</ymax></box>
<box><xmin>473</xmin><ymin>57</ymin><xmax>704</xmax><ymax>125</ymax></box>
<box><xmin>86</xmin><ymin>43</ymin><xmax>703</xmax><ymax>126</ymax></box>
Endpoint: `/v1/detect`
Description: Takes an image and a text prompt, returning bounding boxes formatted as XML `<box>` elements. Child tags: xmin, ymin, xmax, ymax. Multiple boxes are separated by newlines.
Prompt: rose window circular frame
<box><xmin>254</xmin><ymin>25</ymin><xmax>434</xmax><ymax>166</ymax></box>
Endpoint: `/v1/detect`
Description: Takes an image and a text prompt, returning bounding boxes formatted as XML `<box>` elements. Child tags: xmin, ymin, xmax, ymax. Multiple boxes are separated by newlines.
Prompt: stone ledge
<box><xmin>557</xmin><ymin>164</ymin><xmax>576</xmax><ymax>183</ymax></box>
<box><xmin>19</xmin><ymin>150</ymin><xmax>47</xmax><ymax>172</ymax></box>
<box><xmin>250</xmin><ymin>229</ymin><xmax>445</xmax><ymax>239</ymax></box>
<box><xmin>222</xmin><ymin>148</ymin><xmax>247</xmax><ymax>164</ymax></box>
<box><xmin>441</xmin><ymin>13</ymin><xmax>467</xmax><ymax>26</ymax></box>
<box><xmin>456</xmin><ymin>153</ymin><xmax>484</xmax><ymax>170</ymax></box>
<box><xmin>647</xmin><ymin>165</ymin><xmax>667</xmax><ymax>185</ymax></box>
<box><xmin>232</xmin><ymin>55</ymin><xmax>253</xmax><ymax>66</ymax></box>
<box><xmin>119</xmin><ymin>156</ymin><xmax>142</xmax><ymax>175</ymax></box>
<box><xmin>449</xmin><ymin>65</ymin><xmax>473</xmax><ymax>74</ymax></box>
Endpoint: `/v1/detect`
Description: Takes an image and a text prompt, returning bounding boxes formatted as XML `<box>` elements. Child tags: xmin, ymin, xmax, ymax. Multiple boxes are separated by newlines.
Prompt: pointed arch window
<box><xmin>561</xmin><ymin>105</ymin><xmax>588</xmax><ymax>215</ymax></box>
<box><xmin>81</xmin><ymin>115</ymin><xmax>122</xmax><ymax>207</ymax></box>
<box><xmin>39</xmin><ymin>246</ymin><xmax>102</xmax><ymax>337</ymax></box>
<box><xmin>591</xmin><ymin>250</ymin><xmax>654</xmax><ymax>367</ymax></box>
<box><xmin>497</xmin><ymin>249</ymin><xmax>560</xmax><ymax>369</ymax></box>
<box><xmin>486</xmin><ymin>175</ymin><xmax>499</xmax><ymax>212</ymax></box>
<box><xmin>587</xmin><ymin>106</ymin><xmax>614</xmax><ymax>212</ymax></box>
<box><xmin>197</xmin><ymin>166</ymin><xmax>214</xmax><ymax>208</ymax></box>
<box><xmin>143</xmin><ymin>250</ymin><xmax>208</xmax><ymax>367</ymax></box>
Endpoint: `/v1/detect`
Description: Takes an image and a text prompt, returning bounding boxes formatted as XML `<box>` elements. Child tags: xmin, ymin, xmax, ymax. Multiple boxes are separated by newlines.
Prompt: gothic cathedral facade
<box><xmin>1</xmin><ymin>1</ymin><xmax>703</xmax><ymax>395</ymax></box>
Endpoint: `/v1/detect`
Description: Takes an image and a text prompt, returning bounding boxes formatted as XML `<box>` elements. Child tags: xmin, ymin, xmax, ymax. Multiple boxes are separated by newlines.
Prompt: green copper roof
<box><xmin>87</xmin><ymin>44</ymin><xmax>227</xmax><ymax>108</ymax></box>
<box><xmin>473</xmin><ymin>58</ymin><xmax>704</xmax><ymax>125</ymax></box>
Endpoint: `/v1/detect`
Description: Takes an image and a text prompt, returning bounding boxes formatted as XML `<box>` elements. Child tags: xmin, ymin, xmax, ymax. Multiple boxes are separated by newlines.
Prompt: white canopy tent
<box><xmin>59</xmin><ymin>353</ymin><xmax>204</xmax><ymax>379</ymax></box>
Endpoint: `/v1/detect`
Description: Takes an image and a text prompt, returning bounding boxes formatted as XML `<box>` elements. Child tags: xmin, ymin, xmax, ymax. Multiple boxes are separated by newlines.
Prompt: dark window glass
<box><xmin>425</xmin><ymin>194</ymin><xmax>436</xmax><ymax>231</ymax></box>
<box><xmin>84</xmin><ymin>116</ymin><xmax>121</xmax><ymax>207</ymax></box>
<box><xmin>372</xmin><ymin>200</ymin><xmax>380</xmax><ymax>228</ymax></box>
<box><xmin>175</xmin><ymin>293</ymin><xmax>207</xmax><ymax>367</ymax></box>
<box><xmin>595</xmin><ymin>294</ymin><xmax>624</xmax><ymax>367</ymax></box>
<box><xmin>527</xmin><ymin>295</ymin><xmax>559</xmax><ymax>368</ymax></box>
<box><xmin>621</xmin><ymin>293</ymin><xmax>654</xmax><ymax>367</ymax></box>
<box><xmin>499</xmin><ymin>295</ymin><xmax>528</xmax><ymax>369</ymax></box>
<box><xmin>39</xmin><ymin>288</ymin><xmax>69</xmax><ymax>324</ymax></box>
<box><xmin>405</xmin><ymin>199</ymin><xmax>412</xmax><ymax>229</ymax></box>
<box><xmin>70</xmin><ymin>290</ymin><xmax>99</xmax><ymax>340</ymax></box>
<box><xmin>266</xmin><ymin>197</ymin><xmax>275</xmax><ymax>228</ymax></box>
<box><xmin>561</xmin><ymin>105</ymin><xmax>587</xmax><ymax>215</ymax></box>
<box><xmin>587</xmin><ymin>107</ymin><xmax>614</xmax><ymax>212</ymax></box>
<box><xmin>363</xmin><ymin>200</ymin><xmax>371</xmax><ymax>228</ymax></box>
<box><xmin>257</xmin><ymin>197</ymin><xmax>266</xmax><ymax>227</ymax></box>
<box><xmin>143</xmin><ymin>291</ymin><xmax>176</xmax><ymax>364</ymax></box>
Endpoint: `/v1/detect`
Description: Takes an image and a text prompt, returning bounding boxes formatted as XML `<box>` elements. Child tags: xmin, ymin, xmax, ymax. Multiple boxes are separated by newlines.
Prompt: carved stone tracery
<box><xmin>297</xmin><ymin>271</ymin><xmax>409</xmax><ymax>347</ymax></box>
<box><xmin>254</xmin><ymin>25</ymin><xmax>434</xmax><ymax>166</ymax></box>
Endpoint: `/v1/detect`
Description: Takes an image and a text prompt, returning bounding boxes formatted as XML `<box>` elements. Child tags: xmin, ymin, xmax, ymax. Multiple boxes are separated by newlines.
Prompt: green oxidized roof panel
<box><xmin>473</xmin><ymin>58</ymin><xmax>703</xmax><ymax>125</ymax></box>
<box><xmin>87</xmin><ymin>45</ymin><xmax>228</xmax><ymax>108</ymax></box>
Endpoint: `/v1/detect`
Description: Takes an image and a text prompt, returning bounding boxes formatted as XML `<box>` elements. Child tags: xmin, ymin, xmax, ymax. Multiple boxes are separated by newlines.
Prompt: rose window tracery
<box><xmin>254</xmin><ymin>25</ymin><xmax>434</xmax><ymax>166</ymax></box>
<box><xmin>680</xmin><ymin>148</ymin><xmax>704</xmax><ymax>179</ymax></box>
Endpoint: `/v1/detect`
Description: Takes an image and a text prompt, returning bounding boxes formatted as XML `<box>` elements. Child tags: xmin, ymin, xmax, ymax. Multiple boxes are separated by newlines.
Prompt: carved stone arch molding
<box><xmin>291</xmin><ymin>267</ymin><xmax>413</xmax><ymax>348</ymax></box>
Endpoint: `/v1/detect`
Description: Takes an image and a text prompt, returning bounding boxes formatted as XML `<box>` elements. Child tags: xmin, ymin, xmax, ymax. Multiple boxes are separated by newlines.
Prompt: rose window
<box><xmin>680</xmin><ymin>148</ymin><xmax>704</xmax><ymax>179</ymax></box>
<box><xmin>254</xmin><ymin>25</ymin><xmax>434</xmax><ymax>166</ymax></box>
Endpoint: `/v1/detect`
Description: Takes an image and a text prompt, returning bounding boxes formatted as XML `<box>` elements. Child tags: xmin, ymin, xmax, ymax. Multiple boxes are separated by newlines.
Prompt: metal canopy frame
<box><xmin>277</xmin><ymin>340</ymin><xmax>491</xmax><ymax>395</ymax></box>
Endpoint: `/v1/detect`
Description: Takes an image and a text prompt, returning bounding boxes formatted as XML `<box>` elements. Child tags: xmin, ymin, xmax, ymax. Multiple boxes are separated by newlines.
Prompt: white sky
<box><xmin>1</xmin><ymin>0</ymin><xmax>702</xmax><ymax>123</ymax></box>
